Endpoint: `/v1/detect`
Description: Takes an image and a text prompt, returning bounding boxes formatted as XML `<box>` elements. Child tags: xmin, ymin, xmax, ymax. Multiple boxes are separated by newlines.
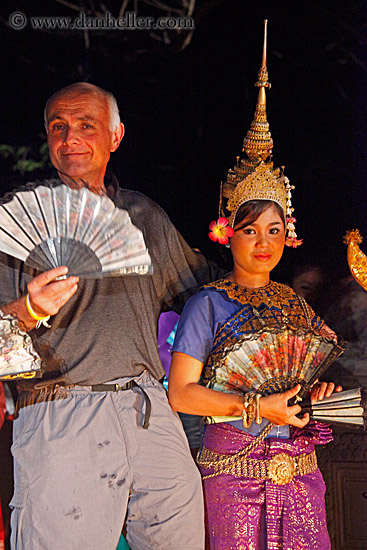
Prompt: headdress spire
<box><xmin>219</xmin><ymin>20</ymin><xmax>302</xmax><ymax>247</ymax></box>
<box><xmin>243</xmin><ymin>19</ymin><xmax>273</xmax><ymax>163</ymax></box>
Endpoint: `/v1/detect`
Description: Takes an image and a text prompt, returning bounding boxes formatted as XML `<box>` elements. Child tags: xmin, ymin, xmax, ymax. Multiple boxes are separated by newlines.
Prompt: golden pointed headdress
<box><xmin>220</xmin><ymin>20</ymin><xmax>301</xmax><ymax>247</ymax></box>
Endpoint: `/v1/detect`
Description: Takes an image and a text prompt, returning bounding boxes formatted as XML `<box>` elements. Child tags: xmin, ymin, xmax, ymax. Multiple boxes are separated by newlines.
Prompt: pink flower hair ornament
<box><xmin>285</xmin><ymin>238</ymin><xmax>303</xmax><ymax>248</ymax></box>
<box><xmin>285</xmin><ymin>217</ymin><xmax>303</xmax><ymax>248</ymax></box>
<box><xmin>209</xmin><ymin>217</ymin><xmax>234</xmax><ymax>245</ymax></box>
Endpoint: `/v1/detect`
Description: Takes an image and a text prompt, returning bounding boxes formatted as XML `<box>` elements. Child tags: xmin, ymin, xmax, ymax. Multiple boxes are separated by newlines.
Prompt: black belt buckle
<box><xmin>91</xmin><ymin>382</ymin><xmax>133</xmax><ymax>392</ymax></box>
<box><xmin>91</xmin><ymin>380</ymin><xmax>151</xmax><ymax>429</ymax></box>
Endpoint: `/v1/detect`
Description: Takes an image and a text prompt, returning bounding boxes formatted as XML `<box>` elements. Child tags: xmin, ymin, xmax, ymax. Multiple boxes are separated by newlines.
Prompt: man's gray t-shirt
<box><xmin>0</xmin><ymin>175</ymin><xmax>214</xmax><ymax>387</ymax></box>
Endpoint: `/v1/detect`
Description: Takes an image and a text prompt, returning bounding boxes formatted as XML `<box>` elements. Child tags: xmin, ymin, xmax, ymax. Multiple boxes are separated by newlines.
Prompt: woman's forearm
<box><xmin>168</xmin><ymin>351</ymin><xmax>244</xmax><ymax>416</ymax></box>
<box><xmin>169</xmin><ymin>380</ymin><xmax>244</xmax><ymax>416</ymax></box>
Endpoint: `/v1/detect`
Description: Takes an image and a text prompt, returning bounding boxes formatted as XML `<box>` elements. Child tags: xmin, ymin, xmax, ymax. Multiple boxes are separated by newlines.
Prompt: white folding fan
<box><xmin>299</xmin><ymin>387</ymin><xmax>367</xmax><ymax>428</ymax></box>
<box><xmin>0</xmin><ymin>181</ymin><xmax>152</xmax><ymax>277</ymax></box>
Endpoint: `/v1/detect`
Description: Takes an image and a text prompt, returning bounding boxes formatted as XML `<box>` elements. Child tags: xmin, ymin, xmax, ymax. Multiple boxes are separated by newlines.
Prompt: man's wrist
<box><xmin>25</xmin><ymin>294</ymin><xmax>51</xmax><ymax>329</ymax></box>
<box><xmin>2</xmin><ymin>298</ymin><xmax>38</xmax><ymax>332</ymax></box>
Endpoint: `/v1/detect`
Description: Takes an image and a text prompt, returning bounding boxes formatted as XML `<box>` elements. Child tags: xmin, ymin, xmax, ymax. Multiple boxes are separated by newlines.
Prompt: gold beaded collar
<box><xmin>203</xmin><ymin>279</ymin><xmax>296</xmax><ymax>309</ymax></box>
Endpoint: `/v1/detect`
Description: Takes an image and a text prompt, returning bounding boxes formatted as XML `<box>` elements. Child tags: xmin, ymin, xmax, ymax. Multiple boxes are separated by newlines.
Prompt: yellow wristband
<box><xmin>26</xmin><ymin>294</ymin><xmax>51</xmax><ymax>328</ymax></box>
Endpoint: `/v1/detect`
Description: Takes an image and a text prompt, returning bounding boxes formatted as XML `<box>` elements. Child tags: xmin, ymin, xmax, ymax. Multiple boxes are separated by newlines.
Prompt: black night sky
<box><xmin>1</xmin><ymin>0</ymin><xmax>366</xmax><ymax>282</ymax></box>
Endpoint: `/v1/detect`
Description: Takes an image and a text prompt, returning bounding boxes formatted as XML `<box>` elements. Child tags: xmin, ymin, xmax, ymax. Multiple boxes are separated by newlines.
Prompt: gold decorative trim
<box><xmin>268</xmin><ymin>453</ymin><xmax>296</xmax><ymax>485</ymax></box>
<box><xmin>203</xmin><ymin>279</ymin><xmax>295</xmax><ymax>309</ymax></box>
<box><xmin>198</xmin><ymin>444</ymin><xmax>318</xmax><ymax>484</ymax></box>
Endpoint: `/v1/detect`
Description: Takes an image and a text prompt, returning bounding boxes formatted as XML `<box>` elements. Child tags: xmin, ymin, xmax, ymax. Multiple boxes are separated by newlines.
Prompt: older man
<box><xmin>0</xmin><ymin>83</ymin><xmax>209</xmax><ymax>550</ymax></box>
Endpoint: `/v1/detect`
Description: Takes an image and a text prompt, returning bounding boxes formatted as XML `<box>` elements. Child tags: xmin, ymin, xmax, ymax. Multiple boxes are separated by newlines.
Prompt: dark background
<box><xmin>1</xmin><ymin>0</ymin><xmax>367</xmax><ymax>281</ymax></box>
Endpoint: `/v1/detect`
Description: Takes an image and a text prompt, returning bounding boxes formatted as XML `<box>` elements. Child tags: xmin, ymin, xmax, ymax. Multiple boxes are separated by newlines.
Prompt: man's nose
<box><xmin>62</xmin><ymin>127</ymin><xmax>81</xmax><ymax>146</ymax></box>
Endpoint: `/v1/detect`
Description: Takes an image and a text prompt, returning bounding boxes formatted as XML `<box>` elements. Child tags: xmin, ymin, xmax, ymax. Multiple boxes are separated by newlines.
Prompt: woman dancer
<box><xmin>169</xmin><ymin>21</ymin><xmax>342</xmax><ymax>550</ymax></box>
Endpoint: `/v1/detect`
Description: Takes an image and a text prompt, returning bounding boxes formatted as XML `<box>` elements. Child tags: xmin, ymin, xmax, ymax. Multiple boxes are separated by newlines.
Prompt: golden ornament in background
<box><xmin>344</xmin><ymin>229</ymin><xmax>367</xmax><ymax>292</ymax></box>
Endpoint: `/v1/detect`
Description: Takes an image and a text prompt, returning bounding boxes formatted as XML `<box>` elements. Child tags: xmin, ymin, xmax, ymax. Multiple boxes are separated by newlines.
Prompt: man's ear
<box><xmin>110</xmin><ymin>123</ymin><xmax>125</xmax><ymax>152</ymax></box>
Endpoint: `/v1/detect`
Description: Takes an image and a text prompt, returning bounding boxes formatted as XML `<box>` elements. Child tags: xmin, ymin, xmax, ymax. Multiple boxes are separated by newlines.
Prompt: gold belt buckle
<box><xmin>268</xmin><ymin>453</ymin><xmax>296</xmax><ymax>485</ymax></box>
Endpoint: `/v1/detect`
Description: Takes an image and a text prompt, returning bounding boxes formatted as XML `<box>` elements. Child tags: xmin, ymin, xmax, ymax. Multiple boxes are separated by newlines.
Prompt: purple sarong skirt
<box><xmin>199</xmin><ymin>422</ymin><xmax>332</xmax><ymax>550</ymax></box>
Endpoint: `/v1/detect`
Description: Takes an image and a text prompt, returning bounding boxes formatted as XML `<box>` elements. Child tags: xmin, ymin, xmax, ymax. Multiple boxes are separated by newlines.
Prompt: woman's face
<box><xmin>229</xmin><ymin>203</ymin><xmax>285</xmax><ymax>287</ymax></box>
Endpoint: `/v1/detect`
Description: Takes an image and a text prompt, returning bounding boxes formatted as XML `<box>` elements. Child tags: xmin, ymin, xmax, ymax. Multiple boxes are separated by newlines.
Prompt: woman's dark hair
<box><xmin>233</xmin><ymin>200</ymin><xmax>285</xmax><ymax>229</ymax></box>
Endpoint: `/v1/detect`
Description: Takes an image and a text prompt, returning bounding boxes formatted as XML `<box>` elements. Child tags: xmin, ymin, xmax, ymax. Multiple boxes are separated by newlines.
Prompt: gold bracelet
<box><xmin>25</xmin><ymin>294</ymin><xmax>51</xmax><ymax>329</ymax></box>
<box><xmin>242</xmin><ymin>392</ymin><xmax>256</xmax><ymax>428</ymax></box>
<box><xmin>241</xmin><ymin>394</ymin><xmax>249</xmax><ymax>428</ymax></box>
<box><xmin>247</xmin><ymin>393</ymin><xmax>256</xmax><ymax>426</ymax></box>
<box><xmin>255</xmin><ymin>393</ymin><xmax>262</xmax><ymax>425</ymax></box>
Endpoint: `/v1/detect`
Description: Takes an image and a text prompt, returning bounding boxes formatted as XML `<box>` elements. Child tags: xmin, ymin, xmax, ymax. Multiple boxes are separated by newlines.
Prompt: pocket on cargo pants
<box><xmin>9</xmin><ymin>484</ymin><xmax>29</xmax><ymax>550</ymax></box>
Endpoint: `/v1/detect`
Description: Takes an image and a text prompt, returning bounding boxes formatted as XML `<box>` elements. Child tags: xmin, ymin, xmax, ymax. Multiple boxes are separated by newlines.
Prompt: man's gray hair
<box><xmin>44</xmin><ymin>82</ymin><xmax>121</xmax><ymax>132</ymax></box>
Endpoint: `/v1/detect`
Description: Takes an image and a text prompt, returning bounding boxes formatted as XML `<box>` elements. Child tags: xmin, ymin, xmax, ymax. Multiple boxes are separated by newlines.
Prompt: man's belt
<box><xmin>91</xmin><ymin>380</ymin><xmax>151</xmax><ymax>429</ymax></box>
<box><xmin>197</xmin><ymin>446</ymin><xmax>318</xmax><ymax>485</ymax></box>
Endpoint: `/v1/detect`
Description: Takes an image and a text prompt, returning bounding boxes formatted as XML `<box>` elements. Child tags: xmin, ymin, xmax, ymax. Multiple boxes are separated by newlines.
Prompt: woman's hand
<box><xmin>310</xmin><ymin>381</ymin><xmax>342</xmax><ymax>404</ymax></box>
<box><xmin>259</xmin><ymin>384</ymin><xmax>310</xmax><ymax>428</ymax></box>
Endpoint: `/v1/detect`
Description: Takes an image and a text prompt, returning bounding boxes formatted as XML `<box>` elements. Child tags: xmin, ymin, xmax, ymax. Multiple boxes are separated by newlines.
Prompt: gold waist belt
<box><xmin>197</xmin><ymin>447</ymin><xmax>318</xmax><ymax>485</ymax></box>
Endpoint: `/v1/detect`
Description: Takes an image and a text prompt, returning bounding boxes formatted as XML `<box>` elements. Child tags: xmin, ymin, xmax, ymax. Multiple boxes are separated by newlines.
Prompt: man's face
<box><xmin>46</xmin><ymin>91</ymin><xmax>123</xmax><ymax>188</ymax></box>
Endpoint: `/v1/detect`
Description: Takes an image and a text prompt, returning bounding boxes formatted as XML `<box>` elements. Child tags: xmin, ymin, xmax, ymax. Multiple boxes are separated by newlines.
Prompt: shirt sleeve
<box><xmin>172</xmin><ymin>292</ymin><xmax>216</xmax><ymax>363</ymax></box>
<box><xmin>161</xmin><ymin>223</ymin><xmax>224</xmax><ymax>313</ymax></box>
<box><xmin>118</xmin><ymin>190</ymin><xmax>224</xmax><ymax>314</ymax></box>
<box><xmin>171</xmin><ymin>287</ymin><xmax>238</xmax><ymax>364</ymax></box>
